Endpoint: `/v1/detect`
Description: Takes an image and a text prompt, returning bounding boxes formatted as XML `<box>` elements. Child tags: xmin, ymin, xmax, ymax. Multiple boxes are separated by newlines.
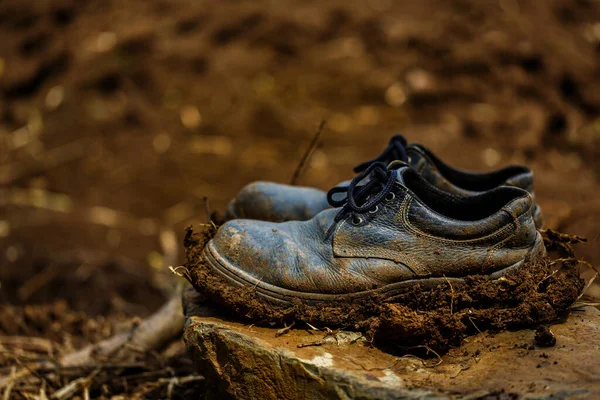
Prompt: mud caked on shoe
<box><xmin>204</xmin><ymin>162</ymin><xmax>546</xmax><ymax>305</ymax></box>
<box><xmin>227</xmin><ymin>135</ymin><xmax>544</xmax><ymax>227</ymax></box>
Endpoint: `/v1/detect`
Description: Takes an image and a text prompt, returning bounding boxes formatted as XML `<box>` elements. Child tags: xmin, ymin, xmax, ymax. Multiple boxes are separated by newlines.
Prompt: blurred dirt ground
<box><xmin>1</xmin><ymin>0</ymin><xmax>600</xmax><ymax>398</ymax></box>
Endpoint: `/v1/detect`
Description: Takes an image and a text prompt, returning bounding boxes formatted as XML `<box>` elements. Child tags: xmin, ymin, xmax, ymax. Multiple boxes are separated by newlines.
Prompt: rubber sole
<box><xmin>202</xmin><ymin>232</ymin><xmax>547</xmax><ymax>306</ymax></box>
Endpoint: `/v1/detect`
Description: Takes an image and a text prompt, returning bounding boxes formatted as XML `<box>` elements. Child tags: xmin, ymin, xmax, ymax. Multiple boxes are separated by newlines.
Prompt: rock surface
<box><xmin>183</xmin><ymin>288</ymin><xmax>600</xmax><ymax>399</ymax></box>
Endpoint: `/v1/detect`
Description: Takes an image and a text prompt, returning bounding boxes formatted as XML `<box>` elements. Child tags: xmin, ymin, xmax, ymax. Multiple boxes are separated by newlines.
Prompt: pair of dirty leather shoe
<box><xmin>203</xmin><ymin>135</ymin><xmax>545</xmax><ymax>304</ymax></box>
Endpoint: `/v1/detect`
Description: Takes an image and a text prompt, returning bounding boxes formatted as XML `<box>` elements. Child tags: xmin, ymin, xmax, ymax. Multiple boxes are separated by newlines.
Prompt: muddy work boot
<box><xmin>227</xmin><ymin>135</ymin><xmax>544</xmax><ymax>227</ymax></box>
<box><xmin>204</xmin><ymin>163</ymin><xmax>546</xmax><ymax>305</ymax></box>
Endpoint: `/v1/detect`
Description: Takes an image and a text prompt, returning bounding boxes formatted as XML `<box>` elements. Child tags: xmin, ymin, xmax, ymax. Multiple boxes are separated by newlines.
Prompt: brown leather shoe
<box><xmin>206</xmin><ymin>163</ymin><xmax>545</xmax><ymax>305</ymax></box>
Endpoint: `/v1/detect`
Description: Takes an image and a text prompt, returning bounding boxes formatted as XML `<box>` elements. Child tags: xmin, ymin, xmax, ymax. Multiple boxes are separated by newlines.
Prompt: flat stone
<box><xmin>183</xmin><ymin>288</ymin><xmax>600</xmax><ymax>399</ymax></box>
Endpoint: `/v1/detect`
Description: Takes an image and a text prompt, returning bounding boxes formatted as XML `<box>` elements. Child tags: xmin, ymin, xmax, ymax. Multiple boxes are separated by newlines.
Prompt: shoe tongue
<box><xmin>393</xmin><ymin>165</ymin><xmax>410</xmax><ymax>185</ymax></box>
<box><xmin>385</xmin><ymin>160</ymin><xmax>410</xmax><ymax>185</ymax></box>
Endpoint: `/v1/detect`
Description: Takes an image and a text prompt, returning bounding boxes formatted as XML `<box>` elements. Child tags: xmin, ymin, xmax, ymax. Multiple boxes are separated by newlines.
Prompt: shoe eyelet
<box><xmin>351</xmin><ymin>216</ymin><xmax>363</xmax><ymax>226</ymax></box>
<box><xmin>368</xmin><ymin>205</ymin><xmax>379</xmax><ymax>214</ymax></box>
<box><xmin>385</xmin><ymin>192</ymin><xmax>396</xmax><ymax>202</ymax></box>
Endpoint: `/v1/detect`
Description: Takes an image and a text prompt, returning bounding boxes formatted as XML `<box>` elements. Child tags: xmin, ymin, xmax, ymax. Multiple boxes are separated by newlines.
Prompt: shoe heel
<box><xmin>527</xmin><ymin>231</ymin><xmax>546</xmax><ymax>263</ymax></box>
<box><xmin>489</xmin><ymin>232</ymin><xmax>546</xmax><ymax>279</ymax></box>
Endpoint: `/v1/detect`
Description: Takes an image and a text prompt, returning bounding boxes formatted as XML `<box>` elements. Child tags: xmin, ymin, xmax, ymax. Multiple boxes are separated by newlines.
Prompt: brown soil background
<box><xmin>1</xmin><ymin>0</ymin><xmax>600</xmax><ymax>398</ymax></box>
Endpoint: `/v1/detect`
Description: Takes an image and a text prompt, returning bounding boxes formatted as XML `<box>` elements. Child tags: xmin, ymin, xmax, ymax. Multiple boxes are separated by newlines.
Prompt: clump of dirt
<box><xmin>184</xmin><ymin>226</ymin><xmax>585</xmax><ymax>352</ymax></box>
<box><xmin>534</xmin><ymin>325</ymin><xmax>557</xmax><ymax>347</ymax></box>
<box><xmin>541</xmin><ymin>228</ymin><xmax>588</xmax><ymax>257</ymax></box>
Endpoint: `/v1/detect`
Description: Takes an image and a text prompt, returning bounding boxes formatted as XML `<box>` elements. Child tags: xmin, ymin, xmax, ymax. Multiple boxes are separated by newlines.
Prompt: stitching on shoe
<box><xmin>331</xmin><ymin>203</ymin><xmax>430</xmax><ymax>276</ymax></box>
<box><xmin>399</xmin><ymin>194</ymin><xmax>514</xmax><ymax>244</ymax></box>
<box><xmin>482</xmin><ymin>209</ymin><xmax>521</xmax><ymax>270</ymax></box>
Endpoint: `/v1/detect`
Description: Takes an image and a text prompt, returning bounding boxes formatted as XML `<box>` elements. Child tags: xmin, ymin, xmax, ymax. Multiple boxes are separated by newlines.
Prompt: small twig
<box><xmin>297</xmin><ymin>340</ymin><xmax>324</xmax><ymax>348</ymax></box>
<box><xmin>540</xmin><ymin>229</ymin><xmax>588</xmax><ymax>245</ymax></box>
<box><xmin>168</xmin><ymin>266</ymin><xmax>192</xmax><ymax>283</ymax></box>
<box><xmin>35</xmin><ymin>362</ymin><xmax>147</xmax><ymax>374</ymax></box>
<box><xmin>360</xmin><ymin>347</ymin><xmax>443</xmax><ymax>372</ymax></box>
<box><xmin>578</xmin><ymin>272</ymin><xmax>599</xmax><ymax>301</ymax></box>
<box><xmin>0</xmin><ymin>336</ymin><xmax>55</xmax><ymax>355</ymax></box>
<box><xmin>1</xmin><ymin>366</ymin><xmax>16</xmax><ymax>400</ymax></box>
<box><xmin>106</xmin><ymin>368</ymin><xmax>170</xmax><ymax>383</ymax></box>
<box><xmin>356</xmin><ymin>358</ymin><xmax>401</xmax><ymax>372</ymax></box>
<box><xmin>451</xmin><ymin>364</ymin><xmax>470</xmax><ymax>378</ymax></box>
<box><xmin>397</xmin><ymin>354</ymin><xmax>443</xmax><ymax>368</ymax></box>
<box><xmin>275</xmin><ymin>321</ymin><xmax>296</xmax><ymax>338</ymax></box>
<box><xmin>18</xmin><ymin>264</ymin><xmax>63</xmax><ymax>301</ymax></box>
<box><xmin>546</xmin><ymin>257</ymin><xmax>573</xmax><ymax>267</ymax></box>
<box><xmin>571</xmin><ymin>302</ymin><xmax>600</xmax><ymax>310</ymax></box>
<box><xmin>305</xmin><ymin>322</ymin><xmax>319</xmax><ymax>331</ymax></box>
<box><xmin>296</xmin><ymin>330</ymin><xmax>362</xmax><ymax>348</ymax></box>
<box><xmin>322</xmin><ymin>327</ymin><xmax>340</xmax><ymax>345</ymax></box>
<box><xmin>203</xmin><ymin>197</ymin><xmax>217</xmax><ymax>231</ymax></box>
<box><xmin>40</xmin><ymin>383</ymin><xmax>49</xmax><ymax>400</ymax></box>
<box><xmin>52</xmin><ymin>367</ymin><xmax>99</xmax><ymax>400</ymax></box>
<box><xmin>289</xmin><ymin>120</ymin><xmax>326</xmax><ymax>185</ymax></box>
<box><xmin>4</xmin><ymin>353</ymin><xmax>54</xmax><ymax>390</ymax></box>
<box><xmin>0</xmin><ymin>367</ymin><xmax>30</xmax><ymax>390</ymax></box>
<box><xmin>159</xmin><ymin>375</ymin><xmax>204</xmax><ymax>385</ymax></box>
<box><xmin>167</xmin><ymin>377</ymin><xmax>176</xmax><ymax>400</ymax></box>
<box><xmin>468</xmin><ymin>313</ymin><xmax>483</xmax><ymax>334</ymax></box>
<box><xmin>349</xmin><ymin>334</ymin><xmax>365</xmax><ymax>344</ymax></box>
<box><xmin>581</xmin><ymin>259</ymin><xmax>600</xmax><ymax>275</ymax></box>
<box><xmin>251</xmin><ymin>276</ymin><xmax>265</xmax><ymax>290</ymax></box>
<box><xmin>52</xmin><ymin>377</ymin><xmax>85</xmax><ymax>399</ymax></box>
<box><xmin>396</xmin><ymin>345</ymin><xmax>443</xmax><ymax>367</ymax></box>
<box><xmin>536</xmin><ymin>269</ymin><xmax>559</xmax><ymax>290</ymax></box>
<box><xmin>60</xmin><ymin>285</ymin><xmax>185</xmax><ymax>367</ymax></box>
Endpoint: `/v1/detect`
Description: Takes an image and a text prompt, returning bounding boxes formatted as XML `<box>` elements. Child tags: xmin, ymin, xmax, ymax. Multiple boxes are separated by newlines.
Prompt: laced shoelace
<box><xmin>325</xmin><ymin>162</ymin><xmax>398</xmax><ymax>239</ymax></box>
<box><xmin>353</xmin><ymin>135</ymin><xmax>408</xmax><ymax>173</ymax></box>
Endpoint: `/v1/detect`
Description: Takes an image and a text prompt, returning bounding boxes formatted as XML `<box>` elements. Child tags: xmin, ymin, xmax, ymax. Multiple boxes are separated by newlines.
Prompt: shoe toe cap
<box><xmin>210</xmin><ymin>219</ymin><xmax>298</xmax><ymax>282</ymax></box>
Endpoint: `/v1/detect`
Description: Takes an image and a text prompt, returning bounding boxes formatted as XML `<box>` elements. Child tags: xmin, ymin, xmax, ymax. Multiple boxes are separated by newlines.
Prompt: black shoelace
<box><xmin>325</xmin><ymin>162</ymin><xmax>398</xmax><ymax>239</ymax></box>
<box><xmin>352</xmin><ymin>134</ymin><xmax>408</xmax><ymax>173</ymax></box>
